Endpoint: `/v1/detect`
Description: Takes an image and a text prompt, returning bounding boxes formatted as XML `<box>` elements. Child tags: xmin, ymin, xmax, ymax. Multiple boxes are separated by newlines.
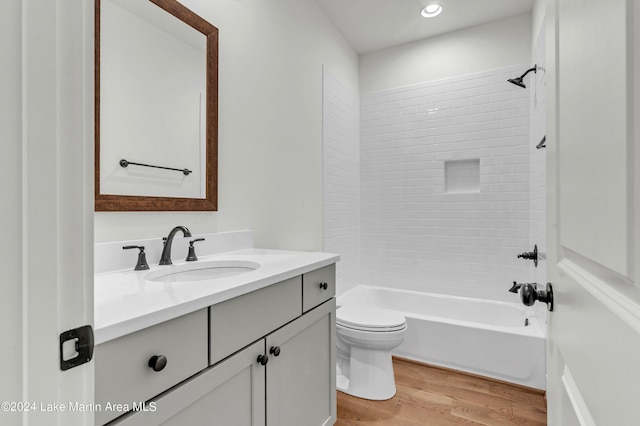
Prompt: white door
<box><xmin>545</xmin><ymin>0</ymin><xmax>640</xmax><ymax>424</ymax></box>
<box><xmin>0</xmin><ymin>1</ymin><xmax>94</xmax><ymax>425</ymax></box>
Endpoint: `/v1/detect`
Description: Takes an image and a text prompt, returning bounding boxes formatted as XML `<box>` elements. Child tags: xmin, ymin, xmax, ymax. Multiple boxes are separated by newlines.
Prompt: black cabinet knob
<box><xmin>148</xmin><ymin>355</ymin><xmax>167</xmax><ymax>372</ymax></box>
<box><xmin>319</xmin><ymin>282</ymin><xmax>328</xmax><ymax>290</ymax></box>
<box><xmin>257</xmin><ymin>354</ymin><xmax>269</xmax><ymax>366</ymax></box>
<box><xmin>269</xmin><ymin>346</ymin><xmax>281</xmax><ymax>357</ymax></box>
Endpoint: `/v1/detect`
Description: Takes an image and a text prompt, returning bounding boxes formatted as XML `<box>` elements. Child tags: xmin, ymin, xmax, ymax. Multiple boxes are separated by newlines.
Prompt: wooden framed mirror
<box><xmin>95</xmin><ymin>0</ymin><xmax>218</xmax><ymax>211</ymax></box>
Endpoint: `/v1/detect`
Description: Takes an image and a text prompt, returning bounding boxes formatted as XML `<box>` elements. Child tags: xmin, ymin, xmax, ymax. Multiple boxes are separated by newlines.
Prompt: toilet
<box><xmin>335</xmin><ymin>304</ymin><xmax>407</xmax><ymax>400</ymax></box>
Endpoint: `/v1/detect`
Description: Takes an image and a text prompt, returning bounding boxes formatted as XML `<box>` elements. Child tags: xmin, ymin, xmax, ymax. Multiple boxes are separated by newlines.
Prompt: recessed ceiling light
<box><xmin>421</xmin><ymin>4</ymin><xmax>442</xmax><ymax>18</ymax></box>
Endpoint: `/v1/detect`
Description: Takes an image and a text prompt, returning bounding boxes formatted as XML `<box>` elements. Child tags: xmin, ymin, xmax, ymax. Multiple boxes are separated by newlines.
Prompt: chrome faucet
<box><xmin>159</xmin><ymin>226</ymin><xmax>192</xmax><ymax>265</ymax></box>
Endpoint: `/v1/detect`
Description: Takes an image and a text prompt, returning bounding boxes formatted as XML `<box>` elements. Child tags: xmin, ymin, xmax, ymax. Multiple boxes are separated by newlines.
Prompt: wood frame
<box><xmin>95</xmin><ymin>0</ymin><xmax>218</xmax><ymax>211</ymax></box>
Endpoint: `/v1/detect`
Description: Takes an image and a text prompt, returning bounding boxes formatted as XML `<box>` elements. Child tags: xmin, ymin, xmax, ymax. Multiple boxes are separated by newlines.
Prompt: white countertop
<box><xmin>94</xmin><ymin>248</ymin><xmax>339</xmax><ymax>345</ymax></box>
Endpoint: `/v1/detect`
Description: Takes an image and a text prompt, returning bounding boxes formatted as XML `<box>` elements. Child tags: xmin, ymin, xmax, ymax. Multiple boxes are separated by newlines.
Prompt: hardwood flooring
<box><xmin>335</xmin><ymin>358</ymin><xmax>546</xmax><ymax>426</ymax></box>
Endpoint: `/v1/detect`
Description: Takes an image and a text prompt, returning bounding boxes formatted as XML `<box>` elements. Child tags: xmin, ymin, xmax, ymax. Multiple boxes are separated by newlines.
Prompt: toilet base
<box><xmin>336</xmin><ymin>347</ymin><xmax>397</xmax><ymax>400</ymax></box>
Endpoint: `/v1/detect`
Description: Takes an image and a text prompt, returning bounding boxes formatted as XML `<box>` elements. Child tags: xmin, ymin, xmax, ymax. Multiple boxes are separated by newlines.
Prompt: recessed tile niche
<box><xmin>445</xmin><ymin>159</ymin><xmax>480</xmax><ymax>193</ymax></box>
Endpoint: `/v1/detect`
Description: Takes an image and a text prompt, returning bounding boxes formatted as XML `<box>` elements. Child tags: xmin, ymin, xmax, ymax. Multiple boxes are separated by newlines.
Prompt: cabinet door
<box><xmin>266</xmin><ymin>299</ymin><xmax>336</xmax><ymax>426</ymax></box>
<box><xmin>112</xmin><ymin>340</ymin><xmax>266</xmax><ymax>426</ymax></box>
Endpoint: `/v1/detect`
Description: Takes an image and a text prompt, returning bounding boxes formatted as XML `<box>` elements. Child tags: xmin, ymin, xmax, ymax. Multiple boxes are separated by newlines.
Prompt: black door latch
<box><xmin>60</xmin><ymin>325</ymin><xmax>94</xmax><ymax>371</ymax></box>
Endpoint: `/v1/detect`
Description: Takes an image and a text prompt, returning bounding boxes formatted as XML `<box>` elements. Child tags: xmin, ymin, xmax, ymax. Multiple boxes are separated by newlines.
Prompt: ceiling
<box><xmin>313</xmin><ymin>0</ymin><xmax>535</xmax><ymax>54</ymax></box>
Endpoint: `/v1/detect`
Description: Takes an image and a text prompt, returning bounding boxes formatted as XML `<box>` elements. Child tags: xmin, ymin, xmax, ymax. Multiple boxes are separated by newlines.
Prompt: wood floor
<box><xmin>336</xmin><ymin>358</ymin><xmax>546</xmax><ymax>426</ymax></box>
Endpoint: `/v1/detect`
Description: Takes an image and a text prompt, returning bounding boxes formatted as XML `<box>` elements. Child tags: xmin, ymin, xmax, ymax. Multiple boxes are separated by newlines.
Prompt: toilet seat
<box><xmin>336</xmin><ymin>305</ymin><xmax>406</xmax><ymax>332</ymax></box>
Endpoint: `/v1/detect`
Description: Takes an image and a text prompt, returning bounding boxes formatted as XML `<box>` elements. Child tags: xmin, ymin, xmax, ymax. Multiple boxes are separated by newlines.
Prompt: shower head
<box><xmin>507</xmin><ymin>77</ymin><xmax>526</xmax><ymax>89</ymax></box>
<box><xmin>507</xmin><ymin>65</ymin><xmax>537</xmax><ymax>89</ymax></box>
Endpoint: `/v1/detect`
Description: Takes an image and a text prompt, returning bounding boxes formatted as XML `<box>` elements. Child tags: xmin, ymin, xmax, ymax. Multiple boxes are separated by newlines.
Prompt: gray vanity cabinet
<box><xmin>266</xmin><ymin>298</ymin><xmax>336</xmax><ymax>426</ymax></box>
<box><xmin>98</xmin><ymin>264</ymin><xmax>336</xmax><ymax>426</ymax></box>
<box><xmin>302</xmin><ymin>263</ymin><xmax>336</xmax><ymax>313</ymax></box>
<box><xmin>111</xmin><ymin>339</ymin><xmax>266</xmax><ymax>425</ymax></box>
<box><xmin>95</xmin><ymin>310</ymin><xmax>208</xmax><ymax>425</ymax></box>
<box><xmin>209</xmin><ymin>276</ymin><xmax>302</xmax><ymax>365</ymax></box>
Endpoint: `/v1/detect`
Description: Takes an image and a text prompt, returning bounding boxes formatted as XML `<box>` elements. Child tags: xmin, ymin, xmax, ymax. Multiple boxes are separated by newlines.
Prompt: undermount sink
<box><xmin>146</xmin><ymin>260</ymin><xmax>260</xmax><ymax>283</ymax></box>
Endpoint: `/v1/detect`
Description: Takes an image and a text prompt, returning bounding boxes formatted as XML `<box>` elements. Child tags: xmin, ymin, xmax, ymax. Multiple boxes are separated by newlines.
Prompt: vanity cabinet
<box><xmin>94</xmin><ymin>309</ymin><xmax>208</xmax><ymax>425</ymax></box>
<box><xmin>97</xmin><ymin>264</ymin><xmax>336</xmax><ymax>426</ymax></box>
<box><xmin>302</xmin><ymin>264</ymin><xmax>336</xmax><ymax>313</ymax></box>
<box><xmin>266</xmin><ymin>299</ymin><xmax>336</xmax><ymax>426</ymax></box>
<box><xmin>110</xmin><ymin>339</ymin><xmax>266</xmax><ymax>426</ymax></box>
<box><xmin>209</xmin><ymin>275</ymin><xmax>302</xmax><ymax>365</ymax></box>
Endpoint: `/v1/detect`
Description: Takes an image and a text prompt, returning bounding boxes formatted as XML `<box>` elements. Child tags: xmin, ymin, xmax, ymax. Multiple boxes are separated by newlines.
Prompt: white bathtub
<box><xmin>338</xmin><ymin>285</ymin><xmax>546</xmax><ymax>390</ymax></box>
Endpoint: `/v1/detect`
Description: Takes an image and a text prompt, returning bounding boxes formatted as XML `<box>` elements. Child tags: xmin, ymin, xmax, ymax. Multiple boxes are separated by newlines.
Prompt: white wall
<box><xmin>359</xmin><ymin>65</ymin><xmax>532</xmax><ymax>302</ymax></box>
<box><xmin>322</xmin><ymin>67</ymin><xmax>361</xmax><ymax>295</ymax></box>
<box><xmin>531</xmin><ymin>0</ymin><xmax>546</xmax><ymax>52</ymax></box>
<box><xmin>1</xmin><ymin>0</ymin><xmax>23</xmax><ymax>413</ymax></box>
<box><xmin>95</xmin><ymin>0</ymin><xmax>359</xmax><ymax>251</ymax></box>
<box><xmin>359</xmin><ymin>13</ymin><xmax>532</xmax><ymax>94</ymax></box>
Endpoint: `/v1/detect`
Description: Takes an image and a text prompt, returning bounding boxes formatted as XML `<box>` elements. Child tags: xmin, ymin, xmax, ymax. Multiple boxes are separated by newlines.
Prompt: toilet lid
<box><xmin>336</xmin><ymin>305</ymin><xmax>406</xmax><ymax>332</ymax></box>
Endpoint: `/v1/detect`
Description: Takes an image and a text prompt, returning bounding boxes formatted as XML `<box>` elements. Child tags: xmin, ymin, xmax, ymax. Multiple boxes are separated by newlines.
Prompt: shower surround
<box><xmin>324</xmin><ymin>65</ymin><xmax>533</xmax><ymax>303</ymax></box>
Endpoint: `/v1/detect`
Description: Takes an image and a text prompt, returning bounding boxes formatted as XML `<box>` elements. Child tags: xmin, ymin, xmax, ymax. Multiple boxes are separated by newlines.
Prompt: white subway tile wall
<box><xmin>322</xmin><ymin>67</ymin><xmax>361</xmax><ymax>294</ymax></box>
<box><xmin>360</xmin><ymin>65</ymin><xmax>532</xmax><ymax>301</ymax></box>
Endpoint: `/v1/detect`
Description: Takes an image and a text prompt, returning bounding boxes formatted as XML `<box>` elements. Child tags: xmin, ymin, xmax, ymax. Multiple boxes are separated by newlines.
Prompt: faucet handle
<box><xmin>186</xmin><ymin>238</ymin><xmax>205</xmax><ymax>262</ymax></box>
<box><xmin>517</xmin><ymin>244</ymin><xmax>538</xmax><ymax>267</ymax></box>
<box><xmin>123</xmin><ymin>246</ymin><xmax>150</xmax><ymax>271</ymax></box>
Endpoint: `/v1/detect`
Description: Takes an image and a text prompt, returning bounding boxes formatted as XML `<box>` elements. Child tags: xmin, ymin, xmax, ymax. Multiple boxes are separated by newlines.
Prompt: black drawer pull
<box><xmin>319</xmin><ymin>282</ymin><xmax>328</xmax><ymax>290</ymax></box>
<box><xmin>270</xmin><ymin>346</ymin><xmax>281</xmax><ymax>357</ymax></box>
<box><xmin>148</xmin><ymin>355</ymin><xmax>167</xmax><ymax>372</ymax></box>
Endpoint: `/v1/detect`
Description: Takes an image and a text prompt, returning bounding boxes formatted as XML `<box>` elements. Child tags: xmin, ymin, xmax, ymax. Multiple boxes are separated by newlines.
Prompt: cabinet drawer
<box><xmin>302</xmin><ymin>264</ymin><xmax>335</xmax><ymax>312</ymax></box>
<box><xmin>210</xmin><ymin>276</ymin><xmax>302</xmax><ymax>365</ymax></box>
<box><xmin>110</xmin><ymin>340</ymin><xmax>266</xmax><ymax>426</ymax></box>
<box><xmin>95</xmin><ymin>310</ymin><xmax>208</xmax><ymax>425</ymax></box>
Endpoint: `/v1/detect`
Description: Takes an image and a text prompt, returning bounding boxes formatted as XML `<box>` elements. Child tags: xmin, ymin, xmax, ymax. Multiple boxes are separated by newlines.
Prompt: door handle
<box><xmin>520</xmin><ymin>283</ymin><xmax>554</xmax><ymax>312</ymax></box>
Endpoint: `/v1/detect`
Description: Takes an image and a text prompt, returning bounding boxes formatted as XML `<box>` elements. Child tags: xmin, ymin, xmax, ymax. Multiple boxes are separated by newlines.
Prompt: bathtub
<box><xmin>337</xmin><ymin>285</ymin><xmax>546</xmax><ymax>390</ymax></box>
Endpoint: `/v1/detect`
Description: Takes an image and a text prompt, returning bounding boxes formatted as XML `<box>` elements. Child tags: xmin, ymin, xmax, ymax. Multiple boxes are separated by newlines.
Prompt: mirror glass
<box><xmin>95</xmin><ymin>0</ymin><xmax>218</xmax><ymax>211</ymax></box>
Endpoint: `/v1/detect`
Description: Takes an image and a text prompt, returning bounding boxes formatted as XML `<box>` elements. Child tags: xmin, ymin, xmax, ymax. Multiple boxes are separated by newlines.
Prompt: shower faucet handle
<box><xmin>517</xmin><ymin>244</ymin><xmax>538</xmax><ymax>267</ymax></box>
